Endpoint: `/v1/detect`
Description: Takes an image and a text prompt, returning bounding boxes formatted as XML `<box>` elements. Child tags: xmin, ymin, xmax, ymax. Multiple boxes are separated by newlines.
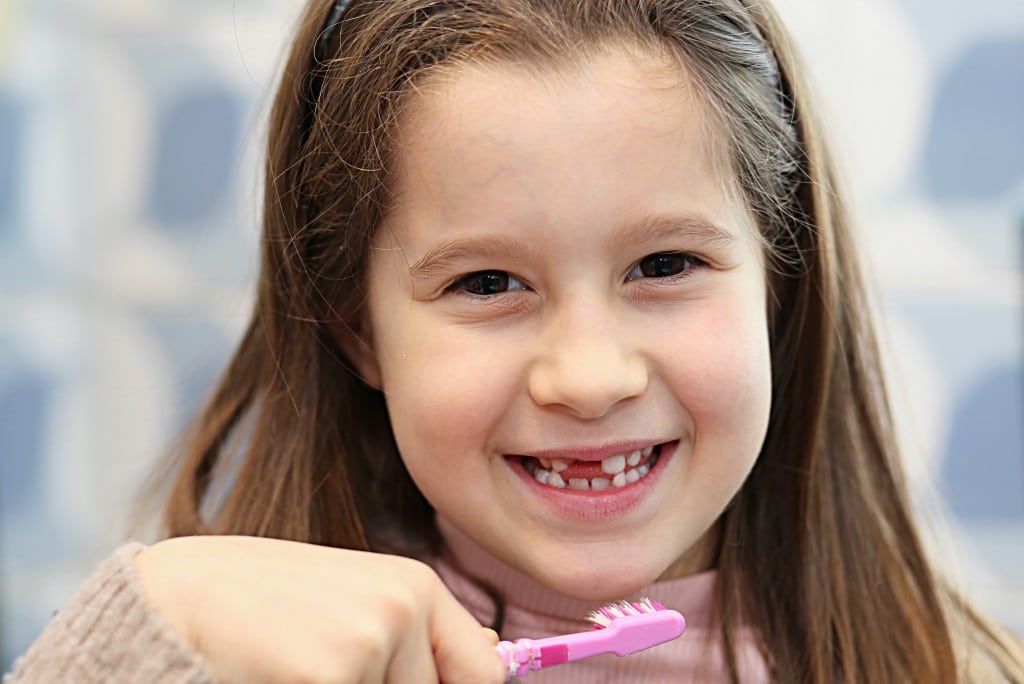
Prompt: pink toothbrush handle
<box><xmin>495</xmin><ymin>610</ymin><xmax>685</xmax><ymax>679</ymax></box>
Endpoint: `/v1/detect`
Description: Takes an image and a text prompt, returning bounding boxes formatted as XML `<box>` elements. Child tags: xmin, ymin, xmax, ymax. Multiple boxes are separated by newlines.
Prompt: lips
<box><xmin>507</xmin><ymin>441</ymin><xmax>677</xmax><ymax>519</ymax></box>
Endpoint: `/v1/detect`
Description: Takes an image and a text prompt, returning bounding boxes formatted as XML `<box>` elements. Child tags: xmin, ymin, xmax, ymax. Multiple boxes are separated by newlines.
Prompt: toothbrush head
<box><xmin>587</xmin><ymin>597</ymin><xmax>669</xmax><ymax>629</ymax></box>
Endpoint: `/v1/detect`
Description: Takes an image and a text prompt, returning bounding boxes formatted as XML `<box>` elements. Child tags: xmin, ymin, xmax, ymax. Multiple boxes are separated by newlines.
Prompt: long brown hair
<box><xmin>154</xmin><ymin>0</ymin><xmax>1024</xmax><ymax>680</ymax></box>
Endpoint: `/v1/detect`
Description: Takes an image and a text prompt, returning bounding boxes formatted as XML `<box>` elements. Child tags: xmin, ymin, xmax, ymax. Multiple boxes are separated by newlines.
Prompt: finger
<box><xmin>340</xmin><ymin>610</ymin><xmax>390</xmax><ymax>684</ymax></box>
<box><xmin>482</xmin><ymin>628</ymin><xmax>500</xmax><ymax>646</ymax></box>
<box><xmin>385</xmin><ymin>626</ymin><xmax>439</xmax><ymax>684</ymax></box>
<box><xmin>428</xmin><ymin>585</ymin><xmax>506</xmax><ymax>684</ymax></box>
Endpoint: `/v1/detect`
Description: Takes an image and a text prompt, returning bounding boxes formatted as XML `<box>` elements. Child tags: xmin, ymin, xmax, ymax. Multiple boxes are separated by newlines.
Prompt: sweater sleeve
<box><xmin>3</xmin><ymin>543</ymin><xmax>214</xmax><ymax>683</ymax></box>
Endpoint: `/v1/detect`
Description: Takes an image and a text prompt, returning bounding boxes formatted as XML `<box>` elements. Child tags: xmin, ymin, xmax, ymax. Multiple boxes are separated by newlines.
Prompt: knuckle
<box><xmin>395</xmin><ymin>555</ymin><xmax>440</xmax><ymax>590</ymax></box>
<box><xmin>291</xmin><ymin>661</ymin><xmax>350</xmax><ymax>684</ymax></box>
<box><xmin>379</xmin><ymin>591</ymin><xmax>418</xmax><ymax>633</ymax></box>
<box><xmin>347</xmin><ymin>624</ymin><xmax>389</xmax><ymax>663</ymax></box>
<box><xmin>382</xmin><ymin>557</ymin><xmax>440</xmax><ymax>623</ymax></box>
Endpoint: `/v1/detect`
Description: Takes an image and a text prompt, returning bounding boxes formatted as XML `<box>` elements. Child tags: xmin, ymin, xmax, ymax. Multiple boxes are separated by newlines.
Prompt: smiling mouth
<box><xmin>521</xmin><ymin>443</ymin><xmax>665</xmax><ymax>491</ymax></box>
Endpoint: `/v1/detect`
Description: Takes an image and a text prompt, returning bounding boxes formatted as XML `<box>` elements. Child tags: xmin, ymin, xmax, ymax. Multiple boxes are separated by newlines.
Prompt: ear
<box><xmin>329</xmin><ymin>318</ymin><xmax>383</xmax><ymax>390</ymax></box>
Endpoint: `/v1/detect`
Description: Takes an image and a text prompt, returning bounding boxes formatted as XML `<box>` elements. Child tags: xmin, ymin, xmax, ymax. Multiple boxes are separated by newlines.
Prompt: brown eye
<box><xmin>453</xmin><ymin>270</ymin><xmax>524</xmax><ymax>295</ymax></box>
<box><xmin>628</xmin><ymin>252</ymin><xmax>699</xmax><ymax>280</ymax></box>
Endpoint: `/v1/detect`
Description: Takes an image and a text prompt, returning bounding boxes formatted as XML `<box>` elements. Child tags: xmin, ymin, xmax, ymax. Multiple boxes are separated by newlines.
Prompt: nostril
<box><xmin>527</xmin><ymin>337</ymin><xmax>647</xmax><ymax>418</ymax></box>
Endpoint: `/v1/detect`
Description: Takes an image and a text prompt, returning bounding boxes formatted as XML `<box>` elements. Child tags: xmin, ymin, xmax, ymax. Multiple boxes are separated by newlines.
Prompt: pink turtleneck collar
<box><xmin>432</xmin><ymin>517</ymin><xmax>769</xmax><ymax>683</ymax></box>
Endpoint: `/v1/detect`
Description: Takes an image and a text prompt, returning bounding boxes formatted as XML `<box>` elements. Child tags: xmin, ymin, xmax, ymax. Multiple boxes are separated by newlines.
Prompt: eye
<box><xmin>626</xmin><ymin>252</ymin><xmax>703</xmax><ymax>280</ymax></box>
<box><xmin>450</xmin><ymin>270</ymin><xmax>527</xmax><ymax>296</ymax></box>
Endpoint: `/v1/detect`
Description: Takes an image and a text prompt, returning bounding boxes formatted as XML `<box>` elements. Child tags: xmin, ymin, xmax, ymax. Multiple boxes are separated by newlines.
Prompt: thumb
<box><xmin>429</xmin><ymin>586</ymin><xmax>506</xmax><ymax>684</ymax></box>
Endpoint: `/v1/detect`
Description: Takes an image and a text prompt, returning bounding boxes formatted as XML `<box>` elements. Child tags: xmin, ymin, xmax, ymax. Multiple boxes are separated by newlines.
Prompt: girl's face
<box><xmin>350</xmin><ymin>48</ymin><xmax>772</xmax><ymax>601</ymax></box>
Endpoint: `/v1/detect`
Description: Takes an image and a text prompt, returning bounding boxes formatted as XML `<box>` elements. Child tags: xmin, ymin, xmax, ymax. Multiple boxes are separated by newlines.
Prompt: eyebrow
<box><xmin>618</xmin><ymin>214</ymin><xmax>740</xmax><ymax>253</ymax></box>
<box><xmin>406</xmin><ymin>213</ymin><xmax>739</xmax><ymax>280</ymax></box>
<box><xmin>407</xmin><ymin>234</ymin><xmax>536</xmax><ymax>281</ymax></box>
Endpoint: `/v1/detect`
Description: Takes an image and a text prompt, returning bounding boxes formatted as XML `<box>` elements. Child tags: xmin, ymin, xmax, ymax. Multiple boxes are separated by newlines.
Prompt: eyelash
<box><xmin>447</xmin><ymin>271</ymin><xmax>528</xmax><ymax>298</ymax></box>
<box><xmin>446</xmin><ymin>252</ymin><xmax>706</xmax><ymax>298</ymax></box>
<box><xmin>625</xmin><ymin>252</ymin><xmax>706</xmax><ymax>283</ymax></box>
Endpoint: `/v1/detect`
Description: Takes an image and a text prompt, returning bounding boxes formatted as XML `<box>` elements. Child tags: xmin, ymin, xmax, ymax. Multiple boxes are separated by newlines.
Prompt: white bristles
<box><xmin>587</xmin><ymin>597</ymin><xmax>665</xmax><ymax>628</ymax></box>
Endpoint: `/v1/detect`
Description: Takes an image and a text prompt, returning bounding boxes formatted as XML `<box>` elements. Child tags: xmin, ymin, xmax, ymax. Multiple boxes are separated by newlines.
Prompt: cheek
<box><xmin>376</xmin><ymin>318</ymin><xmax>516</xmax><ymax>464</ymax></box>
<box><xmin>669</xmin><ymin>289</ymin><xmax>772</xmax><ymax>445</ymax></box>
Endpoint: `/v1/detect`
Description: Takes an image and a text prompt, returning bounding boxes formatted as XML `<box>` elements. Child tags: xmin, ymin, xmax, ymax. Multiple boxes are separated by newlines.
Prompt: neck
<box><xmin>434</xmin><ymin>515</ymin><xmax>719</xmax><ymax>630</ymax></box>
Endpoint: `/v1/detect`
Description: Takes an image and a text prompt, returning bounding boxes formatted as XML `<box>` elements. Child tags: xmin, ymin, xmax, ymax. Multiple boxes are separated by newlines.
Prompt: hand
<box><xmin>134</xmin><ymin>535</ymin><xmax>505</xmax><ymax>683</ymax></box>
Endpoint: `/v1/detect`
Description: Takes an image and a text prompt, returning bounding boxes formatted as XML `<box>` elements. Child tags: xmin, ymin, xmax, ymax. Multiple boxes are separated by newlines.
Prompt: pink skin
<box><xmin>343</xmin><ymin>47</ymin><xmax>772</xmax><ymax>602</ymax></box>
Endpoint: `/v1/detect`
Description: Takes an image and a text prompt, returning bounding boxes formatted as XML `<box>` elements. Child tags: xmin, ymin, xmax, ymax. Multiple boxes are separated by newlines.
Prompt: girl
<box><xmin>8</xmin><ymin>0</ymin><xmax>1024</xmax><ymax>681</ymax></box>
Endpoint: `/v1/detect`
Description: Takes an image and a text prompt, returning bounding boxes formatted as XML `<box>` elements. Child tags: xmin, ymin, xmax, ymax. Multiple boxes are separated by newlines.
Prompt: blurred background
<box><xmin>0</xmin><ymin>0</ymin><xmax>1021</xmax><ymax>670</ymax></box>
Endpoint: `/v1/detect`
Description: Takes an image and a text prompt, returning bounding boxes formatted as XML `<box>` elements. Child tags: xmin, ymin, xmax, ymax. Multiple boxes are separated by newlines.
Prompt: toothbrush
<box><xmin>495</xmin><ymin>598</ymin><xmax>686</xmax><ymax>680</ymax></box>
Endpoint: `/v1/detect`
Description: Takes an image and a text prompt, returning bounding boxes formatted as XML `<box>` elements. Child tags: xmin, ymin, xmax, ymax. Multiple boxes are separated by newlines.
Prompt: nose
<box><xmin>527</xmin><ymin>303</ymin><xmax>648</xmax><ymax>419</ymax></box>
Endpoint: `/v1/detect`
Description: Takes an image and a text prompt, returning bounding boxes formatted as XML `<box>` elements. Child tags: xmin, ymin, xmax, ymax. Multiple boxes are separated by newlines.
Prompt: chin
<box><xmin>528</xmin><ymin>557</ymin><xmax>667</xmax><ymax>602</ymax></box>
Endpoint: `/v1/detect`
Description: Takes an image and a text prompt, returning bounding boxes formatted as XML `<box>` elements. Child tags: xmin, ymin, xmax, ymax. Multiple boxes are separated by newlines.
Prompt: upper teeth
<box><xmin>528</xmin><ymin>446</ymin><xmax>659</xmax><ymax>490</ymax></box>
<box><xmin>601</xmin><ymin>454</ymin><xmax>626</xmax><ymax>474</ymax></box>
<box><xmin>540</xmin><ymin>448</ymin><xmax>654</xmax><ymax>475</ymax></box>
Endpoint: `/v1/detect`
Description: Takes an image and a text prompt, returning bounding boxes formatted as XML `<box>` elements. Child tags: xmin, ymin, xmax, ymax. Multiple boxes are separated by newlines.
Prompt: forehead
<box><xmin>396</xmin><ymin>46</ymin><xmax>729</xmax><ymax>178</ymax></box>
<box><xmin>380</xmin><ymin>45</ymin><xmax>752</xmax><ymax>247</ymax></box>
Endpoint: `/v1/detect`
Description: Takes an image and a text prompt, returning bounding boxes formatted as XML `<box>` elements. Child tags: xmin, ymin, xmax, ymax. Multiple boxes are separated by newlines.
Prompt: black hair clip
<box><xmin>315</xmin><ymin>0</ymin><xmax>355</xmax><ymax>64</ymax></box>
<box><xmin>302</xmin><ymin>0</ymin><xmax>354</xmax><ymax>142</ymax></box>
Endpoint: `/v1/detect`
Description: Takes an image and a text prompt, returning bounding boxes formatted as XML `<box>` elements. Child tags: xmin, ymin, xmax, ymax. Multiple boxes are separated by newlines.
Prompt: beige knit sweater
<box><xmin>4</xmin><ymin>544</ymin><xmax>213</xmax><ymax>683</ymax></box>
